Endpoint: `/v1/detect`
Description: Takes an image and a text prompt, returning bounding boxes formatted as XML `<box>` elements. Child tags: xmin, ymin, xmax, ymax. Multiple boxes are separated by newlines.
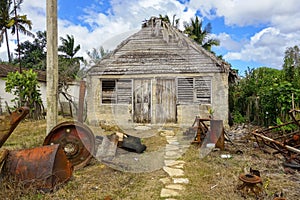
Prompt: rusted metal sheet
<box><xmin>0</xmin><ymin>107</ymin><xmax>29</xmax><ymax>148</ymax></box>
<box><xmin>188</xmin><ymin>117</ymin><xmax>224</xmax><ymax>150</ymax></box>
<box><xmin>43</xmin><ymin>121</ymin><xmax>95</xmax><ymax>170</ymax></box>
<box><xmin>0</xmin><ymin>149</ymin><xmax>9</xmax><ymax>167</ymax></box>
<box><xmin>210</xmin><ymin>120</ymin><xmax>225</xmax><ymax>150</ymax></box>
<box><xmin>2</xmin><ymin>144</ymin><xmax>73</xmax><ymax>191</ymax></box>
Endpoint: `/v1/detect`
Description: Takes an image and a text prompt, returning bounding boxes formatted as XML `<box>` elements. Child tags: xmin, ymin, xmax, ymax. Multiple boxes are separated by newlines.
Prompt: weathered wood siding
<box><xmin>133</xmin><ymin>79</ymin><xmax>151</xmax><ymax>123</ymax></box>
<box><xmin>155</xmin><ymin>79</ymin><xmax>176</xmax><ymax>123</ymax></box>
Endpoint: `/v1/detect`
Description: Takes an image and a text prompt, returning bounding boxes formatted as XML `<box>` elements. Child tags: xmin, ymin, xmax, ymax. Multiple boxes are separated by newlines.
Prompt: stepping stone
<box><xmin>165</xmin><ymin>144</ymin><xmax>180</xmax><ymax>151</ymax></box>
<box><xmin>163</xmin><ymin>166</ymin><xmax>184</xmax><ymax>177</ymax></box>
<box><xmin>173</xmin><ymin>178</ymin><xmax>189</xmax><ymax>184</ymax></box>
<box><xmin>165</xmin><ymin>151</ymin><xmax>181</xmax><ymax>157</ymax></box>
<box><xmin>166</xmin><ymin>184</ymin><xmax>185</xmax><ymax>190</ymax></box>
<box><xmin>159</xmin><ymin>177</ymin><xmax>171</xmax><ymax>185</ymax></box>
<box><xmin>159</xmin><ymin>130</ymin><xmax>175</xmax><ymax>136</ymax></box>
<box><xmin>172</xmin><ymin>163</ymin><xmax>184</xmax><ymax>169</ymax></box>
<box><xmin>168</xmin><ymin>141</ymin><xmax>180</xmax><ymax>145</ymax></box>
<box><xmin>160</xmin><ymin>188</ymin><xmax>180</xmax><ymax>198</ymax></box>
<box><xmin>164</xmin><ymin>160</ymin><xmax>185</xmax><ymax>167</ymax></box>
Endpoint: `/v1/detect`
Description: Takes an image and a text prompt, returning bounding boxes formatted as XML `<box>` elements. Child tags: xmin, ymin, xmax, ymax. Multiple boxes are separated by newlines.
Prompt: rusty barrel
<box><xmin>44</xmin><ymin>121</ymin><xmax>95</xmax><ymax>170</ymax></box>
<box><xmin>2</xmin><ymin>144</ymin><xmax>73</xmax><ymax>191</ymax></box>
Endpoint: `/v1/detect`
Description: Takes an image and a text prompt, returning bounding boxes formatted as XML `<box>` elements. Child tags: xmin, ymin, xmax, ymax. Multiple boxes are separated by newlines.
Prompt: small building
<box><xmin>0</xmin><ymin>64</ymin><xmax>80</xmax><ymax>116</ymax></box>
<box><xmin>86</xmin><ymin>17</ymin><xmax>233</xmax><ymax>128</ymax></box>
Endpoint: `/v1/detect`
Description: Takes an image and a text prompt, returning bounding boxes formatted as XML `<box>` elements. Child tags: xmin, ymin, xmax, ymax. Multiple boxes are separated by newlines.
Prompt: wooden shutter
<box><xmin>195</xmin><ymin>78</ymin><xmax>211</xmax><ymax>104</ymax></box>
<box><xmin>116</xmin><ymin>79</ymin><xmax>132</xmax><ymax>104</ymax></box>
<box><xmin>177</xmin><ymin>78</ymin><xmax>194</xmax><ymax>103</ymax></box>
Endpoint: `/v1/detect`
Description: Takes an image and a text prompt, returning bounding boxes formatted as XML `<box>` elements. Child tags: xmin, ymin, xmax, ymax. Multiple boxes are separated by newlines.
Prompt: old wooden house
<box><xmin>86</xmin><ymin>17</ymin><xmax>232</xmax><ymax>128</ymax></box>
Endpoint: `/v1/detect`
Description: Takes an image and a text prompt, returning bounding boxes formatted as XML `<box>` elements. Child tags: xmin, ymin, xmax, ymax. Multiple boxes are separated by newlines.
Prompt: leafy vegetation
<box><xmin>5</xmin><ymin>69</ymin><xmax>44</xmax><ymax>119</ymax></box>
<box><xmin>230</xmin><ymin>46</ymin><xmax>300</xmax><ymax>126</ymax></box>
<box><xmin>183</xmin><ymin>16</ymin><xmax>220</xmax><ymax>52</ymax></box>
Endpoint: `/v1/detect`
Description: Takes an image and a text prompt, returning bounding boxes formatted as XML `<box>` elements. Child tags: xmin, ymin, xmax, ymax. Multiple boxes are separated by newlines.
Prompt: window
<box><xmin>177</xmin><ymin>77</ymin><xmax>211</xmax><ymax>104</ymax></box>
<box><xmin>101</xmin><ymin>79</ymin><xmax>132</xmax><ymax>104</ymax></box>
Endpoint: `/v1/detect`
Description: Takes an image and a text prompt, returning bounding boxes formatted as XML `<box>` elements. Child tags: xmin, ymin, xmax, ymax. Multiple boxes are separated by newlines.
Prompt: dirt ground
<box><xmin>1</xmin><ymin>119</ymin><xmax>300</xmax><ymax>200</ymax></box>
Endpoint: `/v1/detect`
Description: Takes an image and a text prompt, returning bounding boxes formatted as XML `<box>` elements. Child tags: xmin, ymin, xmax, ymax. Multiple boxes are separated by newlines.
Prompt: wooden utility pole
<box><xmin>46</xmin><ymin>0</ymin><xmax>58</xmax><ymax>134</ymax></box>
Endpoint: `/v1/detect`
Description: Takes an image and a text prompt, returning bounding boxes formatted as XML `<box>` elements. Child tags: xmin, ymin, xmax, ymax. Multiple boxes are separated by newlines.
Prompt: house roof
<box><xmin>88</xmin><ymin>17</ymin><xmax>231</xmax><ymax>76</ymax></box>
<box><xmin>0</xmin><ymin>64</ymin><xmax>46</xmax><ymax>82</ymax></box>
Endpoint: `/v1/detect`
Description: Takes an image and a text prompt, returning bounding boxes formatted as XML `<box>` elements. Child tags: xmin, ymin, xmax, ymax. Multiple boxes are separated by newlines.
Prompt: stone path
<box><xmin>160</xmin><ymin>133</ymin><xmax>190</xmax><ymax>199</ymax></box>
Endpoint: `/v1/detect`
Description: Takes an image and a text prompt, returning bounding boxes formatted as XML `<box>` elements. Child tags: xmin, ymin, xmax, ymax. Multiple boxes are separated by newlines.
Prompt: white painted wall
<box><xmin>0</xmin><ymin>78</ymin><xmax>80</xmax><ymax>114</ymax></box>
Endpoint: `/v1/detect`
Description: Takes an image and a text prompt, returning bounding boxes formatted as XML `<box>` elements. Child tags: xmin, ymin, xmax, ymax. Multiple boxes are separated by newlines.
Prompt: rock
<box><xmin>164</xmin><ymin>160</ymin><xmax>185</xmax><ymax>167</ymax></box>
<box><xmin>173</xmin><ymin>178</ymin><xmax>189</xmax><ymax>184</ymax></box>
<box><xmin>159</xmin><ymin>130</ymin><xmax>175</xmax><ymax>136</ymax></box>
<box><xmin>163</xmin><ymin>166</ymin><xmax>185</xmax><ymax>177</ymax></box>
<box><xmin>160</xmin><ymin>188</ymin><xmax>180</xmax><ymax>198</ymax></box>
<box><xmin>166</xmin><ymin>184</ymin><xmax>185</xmax><ymax>190</ymax></box>
<box><xmin>159</xmin><ymin>177</ymin><xmax>171</xmax><ymax>184</ymax></box>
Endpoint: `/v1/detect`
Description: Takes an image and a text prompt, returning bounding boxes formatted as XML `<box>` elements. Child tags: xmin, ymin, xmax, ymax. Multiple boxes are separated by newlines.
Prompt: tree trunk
<box><xmin>4</xmin><ymin>29</ymin><xmax>11</xmax><ymax>62</ymax></box>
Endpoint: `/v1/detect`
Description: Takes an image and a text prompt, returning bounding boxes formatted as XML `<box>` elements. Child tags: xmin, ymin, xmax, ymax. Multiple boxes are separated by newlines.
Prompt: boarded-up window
<box><xmin>101</xmin><ymin>79</ymin><xmax>132</xmax><ymax>104</ymax></box>
<box><xmin>177</xmin><ymin>77</ymin><xmax>211</xmax><ymax>104</ymax></box>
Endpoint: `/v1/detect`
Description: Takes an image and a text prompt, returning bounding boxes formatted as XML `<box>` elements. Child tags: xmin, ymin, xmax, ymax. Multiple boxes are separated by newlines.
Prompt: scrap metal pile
<box><xmin>0</xmin><ymin>106</ymin><xmax>101</xmax><ymax>192</ymax></box>
<box><xmin>252</xmin><ymin>109</ymin><xmax>300</xmax><ymax>170</ymax></box>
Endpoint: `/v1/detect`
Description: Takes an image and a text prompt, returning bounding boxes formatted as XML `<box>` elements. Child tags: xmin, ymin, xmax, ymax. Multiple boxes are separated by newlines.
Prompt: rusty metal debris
<box><xmin>237</xmin><ymin>168</ymin><xmax>263</xmax><ymax>197</ymax></box>
<box><xmin>2</xmin><ymin>144</ymin><xmax>73</xmax><ymax>191</ymax></box>
<box><xmin>0</xmin><ymin>107</ymin><xmax>73</xmax><ymax>191</ymax></box>
<box><xmin>185</xmin><ymin>117</ymin><xmax>225</xmax><ymax>150</ymax></box>
<box><xmin>0</xmin><ymin>107</ymin><xmax>29</xmax><ymax>148</ymax></box>
<box><xmin>252</xmin><ymin>110</ymin><xmax>300</xmax><ymax>169</ymax></box>
<box><xmin>238</xmin><ymin>174</ymin><xmax>263</xmax><ymax>196</ymax></box>
<box><xmin>43</xmin><ymin>121</ymin><xmax>95</xmax><ymax>170</ymax></box>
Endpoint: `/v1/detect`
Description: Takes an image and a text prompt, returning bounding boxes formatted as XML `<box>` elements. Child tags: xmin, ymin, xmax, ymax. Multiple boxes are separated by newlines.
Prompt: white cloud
<box><xmin>223</xmin><ymin>27</ymin><xmax>300</xmax><ymax>68</ymax></box>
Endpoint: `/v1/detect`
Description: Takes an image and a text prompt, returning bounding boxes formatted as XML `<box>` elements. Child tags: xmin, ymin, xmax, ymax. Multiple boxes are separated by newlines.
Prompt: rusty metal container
<box><xmin>43</xmin><ymin>121</ymin><xmax>95</xmax><ymax>170</ymax></box>
<box><xmin>2</xmin><ymin>144</ymin><xmax>73</xmax><ymax>191</ymax></box>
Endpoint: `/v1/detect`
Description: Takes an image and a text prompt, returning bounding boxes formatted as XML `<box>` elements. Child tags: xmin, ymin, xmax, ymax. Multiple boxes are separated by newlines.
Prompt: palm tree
<box><xmin>58</xmin><ymin>34</ymin><xmax>83</xmax><ymax>60</ymax></box>
<box><xmin>58</xmin><ymin>34</ymin><xmax>83</xmax><ymax>79</ymax></box>
<box><xmin>184</xmin><ymin>16</ymin><xmax>219</xmax><ymax>52</ymax></box>
<box><xmin>0</xmin><ymin>0</ymin><xmax>34</xmax><ymax>62</ymax></box>
<box><xmin>86</xmin><ymin>46</ymin><xmax>109</xmax><ymax>66</ymax></box>
<box><xmin>159</xmin><ymin>14</ymin><xmax>180</xmax><ymax>28</ymax></box>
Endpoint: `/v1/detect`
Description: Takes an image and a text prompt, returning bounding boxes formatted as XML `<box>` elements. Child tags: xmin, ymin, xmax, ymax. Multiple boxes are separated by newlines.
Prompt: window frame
<box><xmin>101</xmin><ymin>79</ymin><xmax>132</xmax><ymax>105</ymax></box>
<box><xmin>176</xmin><ymin>77</ymin><xmax>212</xmax><ymax>104</ymax></box>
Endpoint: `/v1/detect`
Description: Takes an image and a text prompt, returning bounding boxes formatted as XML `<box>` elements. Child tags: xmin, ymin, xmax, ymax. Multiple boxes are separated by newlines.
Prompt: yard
<box><xmin>1</xmin><ymin>118</ymin><xmax>299</xmax><ymax>200</ymax></box>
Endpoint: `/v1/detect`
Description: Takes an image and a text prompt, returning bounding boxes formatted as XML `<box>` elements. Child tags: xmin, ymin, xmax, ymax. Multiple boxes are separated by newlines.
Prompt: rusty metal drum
<box><xmin>2</xmin><ymin>144</ymin><xmax>73</xmax><ymax>191</ymax></box>
<box><xmin>43</xmin><ymin>121</ymin><xmax>95</xmax><ymax>170</ymax></box>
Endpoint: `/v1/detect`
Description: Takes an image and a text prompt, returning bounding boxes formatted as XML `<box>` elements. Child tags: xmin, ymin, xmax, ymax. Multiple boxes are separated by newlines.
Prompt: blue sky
<box><xmin>1</xmin><ymin>0</ymin><xmax>300</xmax><ymax>75</ymax></box>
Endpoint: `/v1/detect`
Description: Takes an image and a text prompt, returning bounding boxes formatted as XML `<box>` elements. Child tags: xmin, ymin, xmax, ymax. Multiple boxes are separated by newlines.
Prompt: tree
<box><xmin>0</xmin><ymin>0</ymin><xmax>34</xmax><ymax>62</ymax></box>
<box><xmin>58</xmin><ymin>34</ymin><xmax>83</xmax><ymax>79</ymax></box>
<box><xmin>282</xmin><ymin>45</ymin><xmax>300</xmax><ymax>87</ymax></box>
<box><xmin>14</xmin><ymin>31</ymin><xmax>47</xmax><ymax>70</ymax></box>
<box><xmin>5</xmin><ymin>69</ymin><xmax>44</xmax><ymax>119</ymax></box>
<box><xmin>58</xmin><ymin>34</ymin><xmax>82</xmax><ymax>60</ymax></box>
<box><xmin>86</xmin><ymin>46</ymin><xmax>109</xmax><ymax>66</ymax></box>
<box><xmin>159</xmin><ymin>14</ymin><xmax>180</xmax><ymax>28</ymax></box>
<box><xmin>184</xmin><ymin>16</ymin><xmax>219</xmax><ymax>52</ymax></box>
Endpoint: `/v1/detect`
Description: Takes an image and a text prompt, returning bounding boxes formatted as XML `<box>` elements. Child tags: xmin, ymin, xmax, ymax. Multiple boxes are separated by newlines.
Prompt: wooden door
<box><xmin>155</xmin><ymin>79</ymin><xmax>176</xmax><ymax>123</ymax></box>
<box><xmin>133</xmin><ymin>79</ymin><xmax>151</xmax><ymax>123</ymax></box>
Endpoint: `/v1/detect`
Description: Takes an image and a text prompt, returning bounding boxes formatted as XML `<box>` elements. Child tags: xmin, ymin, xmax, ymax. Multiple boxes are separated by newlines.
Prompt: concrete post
<box><xmin>46</xmin><ymin>0</ymin><xmax>58</xmax><ymax>134</ymax></box>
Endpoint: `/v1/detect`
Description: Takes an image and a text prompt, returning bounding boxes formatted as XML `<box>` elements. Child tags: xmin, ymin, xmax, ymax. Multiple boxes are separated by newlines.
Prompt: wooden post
<box><xmin>46</xmin><ymin>0</ymin><xmax>58</xmax><ymax>134</ymax></box>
